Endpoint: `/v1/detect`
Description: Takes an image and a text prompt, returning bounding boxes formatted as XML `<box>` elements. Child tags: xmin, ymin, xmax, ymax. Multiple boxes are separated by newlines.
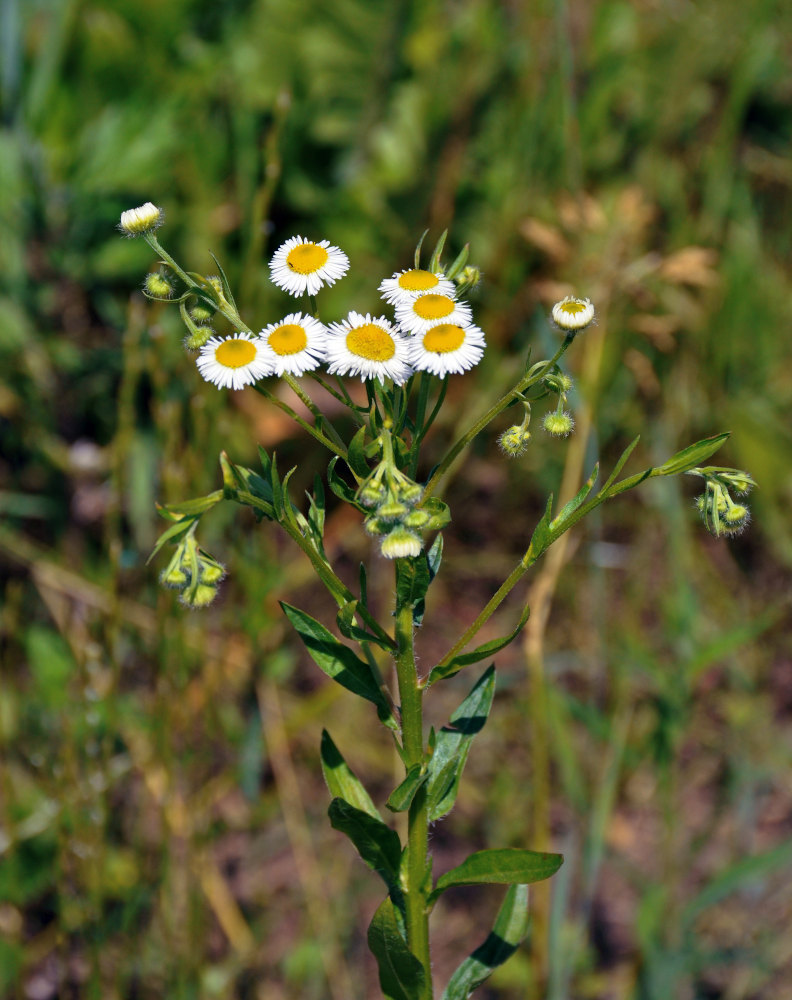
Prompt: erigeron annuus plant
<box><xmin>122</xmin><ymin>203</ymin><xmax>755</xmax><ymax>999</ymax></box>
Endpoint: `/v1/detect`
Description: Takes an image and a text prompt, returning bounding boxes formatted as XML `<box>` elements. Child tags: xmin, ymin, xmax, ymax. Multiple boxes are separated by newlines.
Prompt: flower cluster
<box><xmin>159</xmin><ymin>530</ymin><xmax>226</xmax><ymax>608</ymax></box>
<box><xmin>690</xmin><ymin>467</ymin><xmax>756</xmax><ymax>537</ymax></box>
<box><xmin>357</xmin><ymin>436</ymin><xmax>430</xmax><ymax>559</ymax></box>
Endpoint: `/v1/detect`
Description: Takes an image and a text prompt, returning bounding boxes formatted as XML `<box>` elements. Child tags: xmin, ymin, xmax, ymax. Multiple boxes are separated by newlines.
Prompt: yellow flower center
<box><xmin>560</xmin><ymin>300</ymin><xmax>586</xmax><ymax>314</ymax></box>
<box><xmin>412</xmin><ymin>294</ymin><xmax>454</xmax><ymax>320</ymax></box>
<box><xmin>346</xmin><ymin>324</ymin><xmax>396</xmax><ymax>361</ymax></box>
<box><xmin>286</xmin><ymin>243</ymin><xmax>329</xmax><ymax>274</ymax></box>
<box><xmin>398</xmin><ymin>269</ymin><xmax>440</xmax><ymax>292</ymax></box>
<box><xmin>268</xmin><ymin>323</ymin><xmax>308</xmax><ymax>356</ymax></box>
<box><xmin>423</xmin><ymin>324</ymin><xmax>466</xmax><ymax>354</ymax></box>
<box><xmin>215</xmin><ymin>339</ymin><xmax>257</xmax><ymax>369</ymax></box>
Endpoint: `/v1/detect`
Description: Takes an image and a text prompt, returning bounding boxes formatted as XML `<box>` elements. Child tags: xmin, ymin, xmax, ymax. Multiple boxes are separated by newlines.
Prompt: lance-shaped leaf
<box><xmin>427</xmin><ymin>533</ymin><xmax>443</xmax><ymax>581</ymax></box>
<box><xmin>428</xmin><ymin>606</ymin><xmax>530</xmax><ymax>686</ymax></box>
<box><xmin>429</xmin><ymin>848</ymin><xmax>562</xmax><ymax>905</ymax></box>
<box><xmin>157</xmin><ymin>491</ymin><xmax>224</xmax><ymax>520</ymax></box>
<box><xmin>320</xmin><ymin>731</ymin><xmax>381</xmax><ymax>820</ymax></box>
<box><xmin>368</xmin><ymin>897</ymin><xmax>426</xmax><ymax>1000</ymax></box>
<box><xmin>428</xmin><ymin>229</ymin><xmax>448</xmax><ymax>273</ymax></box>
<box><xmin>654</xmin><ymin>432</ymin><xmax>730</xmax><ymax>477</ymax></box>
<box><xmin>337</xmin><ymin>600</ymin><xmax>395</xmax><ymax>651</ymax></box>
<box><xmin>441</xmin><ymin>884</ymin><xmax>530</xmax><ymax>1000</ymax></box>
<box><xmin>386</xmin><ymin>763</ymin><xmax>429</xmax><ymax>813</ymax></box>
<box><xmin>550</xmin><ymin>463</ymin><xmax>599</xmax><ymax>532</ymax></box>
<box><xmin>395</xmin><ymin>555</ymin><xmax>431</xmax><ymax>622</ymax></box>
<box><xmin>148</xmin><ymin>515</ymin><xmax>198</xmax><ymax>562</ymax></box>
<box><xmin>329</xmin><ymin>798</ymin><xmax>402</xmax><ymax>896</ymax></box>
<box><xmin>426</xmin><ymin>666</ymin><xmax>496</xmax><ymax>821</ymax></box>
<box><xmin>525</xmin><ymin>493</ymin><xmax>554</xmax><ymax>562</ymax></box>
<box><xmin>327</xmin><ymin>455</ymin><xmax>362</xmax><ymax>507</ymax></box>
<box><xmin>423</xmin><ymin>496</ymin><xmax>451</xmax><ymax>531</ymax></box>
<box><xmin>281</xmin><ymin>603</ymin><xmax>392</xmax><ymax>720</ymax></box>
<box><xmin>347</xmin><ymin>424</ymin><xmax>372</xmax><ymax>478</ymax></box>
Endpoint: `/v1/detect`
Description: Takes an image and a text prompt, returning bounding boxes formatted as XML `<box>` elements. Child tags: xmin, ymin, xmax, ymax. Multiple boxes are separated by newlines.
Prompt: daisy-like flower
<box><xmin>269</xmin><ymin>236</ymin><xmax>349</xmax><ymax>297</ymax></box>
<box><xmin>395</xmin><ymin>292</ymin><xmax>473</xmax><ymax>336</ymax></box>
<box><xmin>408</xmin><ymin>321</ymin><xmax>486</xmax><ymax>376</ymax></box>
<box><xmin>551</xmin><ymin>296</ymin><xmax>595</xmax><ymax>333</ymax></box>
<box><xmin>258</xmin><ymin>313</ymin><xmax>327</xmax><ymax>376</ymax></box>
<box><xmin>326</xmin><ymin>312</ymin><xmax>412</xmax><ymax>385</ymax></box>
<box><xmin>196</xmin><ymin>333</ymin><xmax>273</xmax><ymax>390</ymax></box>
<box><xmin>379</xmin><ymin>268</ymin><xmax>455</xmax><ymax>307</ymax></box>
<box><xmin>118</xmin><ymin>202</ymin><xmax>163</xmax><ymax>237</ymax></box>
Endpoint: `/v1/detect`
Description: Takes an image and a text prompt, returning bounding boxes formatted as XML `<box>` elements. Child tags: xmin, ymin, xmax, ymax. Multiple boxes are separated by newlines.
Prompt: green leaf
<box><xmin>386</xmin><ymin>764</ymin><xmax>428</xmax><ymax>813</ymax></box>
<box><xmin>158</xmin><ymin>491</ymin><xmax>223</xmax><ymax>519</ymax></box>
<box><xmin>328</xmin><ymin>456</ymin><xmax>361</xmax><ymax>506</ymax></box>
<box><xmin>654</xmin><ymin>432</ymin><xmax>730</xmax><ymax>476</ymax></box>
<box><xmin>426</xmin><ymin>533</ymin><xmax>443</xmax><ymax>582</ymax></box>
<box><xmin>550</xmin><ymin>464</ymin><xmax>599</xmax><ymax>531</ymax></box>
<box><xmin>368</xmin><ymin>897</ymin><xmax>426</xmax><ymax>1000</ymax></box>
<box><xmin>423</xmin><ymin>496</ymin><xmax>451</xmax><ymax>531</ymax></box>
<box><xmin>328</xmin><ymin>799</ymin><xmax>402</xmax><ymax>896</ymax></box>
<box><xmin>208</xmin><ymin>251</ymin><xmax>237</xmax><ymax>310</ymax></box>
<box><xmin>427</xmin><ymin>666</ymin><xmax>496</xmax><ymax>821</ymax></box>
<box><xmin>445</xmin><ymin>243</ymin><xmax>470</xmax><ymax>281</ymax></box>
<box><xmin>320</xmin><ymin>731</ymin><xmax>381</xmax><ymax>820</ymax></box>
<box><xmin>430</xmin><ymin>849</ymin><xmax>563</xmax><ymax>904</ymax></box>
<box><xmin>280</xmin><ymin>603</ymin><xmax>389</xmax><ymax>711</ymax></box>
<box><xmin>336</xmin><ymin>600</ymin><xmax>394</xmax><ymax>651</ymax></box>
<box><xmin>441</xmin><ymin>885</ymin><xmax>529</xmax><ymax>1000</ymax></box>
<box><xmin>599</xmin><ymin>436</ymin><xmax>640</xmax><ymax>495</ymax></box>
<box><xmin>525</xmin><ymin>494</ymin><xmax>554</xmax><ymax>562</ymax></box>
<box><xmin>414</xmin><ymin>229</ymin><xmax>430</xmax><ymax>269</ymax></box>
<box><xmin>347</xmin><ymin>424</ymin><xmax>372</xmax><ymax>478</ymax></box>
<box><xmin>428</xmin><ymin>229</ymin><xmax>448</xmax><ymax>273</ymax></box>
<box><xmin>396</xmin><ymin>555</ymin><xmax>431</xmax><ymax>626</ymax></box>
<box><xmin>428</xmin><ymin>606</ymin><xmax>530</xmax><ymax>685</ymax></box>
<box><xmin>148</xmin><ymin>516</ymin><xmax>197</xmax><ymax>562</ymax></box>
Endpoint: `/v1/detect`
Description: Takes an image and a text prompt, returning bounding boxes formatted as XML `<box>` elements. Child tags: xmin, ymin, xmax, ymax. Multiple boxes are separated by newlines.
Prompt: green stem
<box><xmin>423</xmin><ymin>337</ymin><xmax>574</xmax><ymax>498</ymax></box>
<box><xmin>252</xmin><ymin>385</ymin><xmax>346</xmax><ymax>460</ymax></box>
<box><xmin>394</xmin><ymin>565</ymin><xmax>432</xmax><ymax>998</ymax></box>
<box><xmin>282</xmin><ymin>373</ymin><xmax>347</xmax><ymax>453</ymax></box>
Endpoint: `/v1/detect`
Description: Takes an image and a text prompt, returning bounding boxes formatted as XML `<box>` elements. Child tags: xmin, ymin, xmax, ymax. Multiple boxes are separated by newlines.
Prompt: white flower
<box><xmin>118</xmin><ymin>202</ymin><xmax>164</xmax><ymax>237</ymax></box>
<box><xmin>408</xmin><ymin>322</ymin><xmax>486</xmax><ymax>376</ymax></box>
<box><xmin>326</xmin><ymin>312</ymin><xmax>413</xmax><ymax>385</ymax></box>
<box><xmin>395</xmin><ymin>292</ymin><xmax>473</xmax><ymax>335</ymax></box>
<box><xmin>379</xmin><ymin>269</ymin><xmax>455</xmax><ymax>307</ymax></box>
<box><xmin>258</xmin><ymin>313</ymin><xmax>327</xmax><ymax>376</ymax></box>
<box><xmin>269</xmin><ymin>236</ymin><xmax>349</xmax><ymax>297</ymax></box>
<box><xmin>196</xmin><ymin>333</ymin><xmax>273</xmax><ymax>390</ymax></box>
<box><xmin>381</xmin><ymin>527</ymin><xmax>423</xmax><ymax>559</ymax></box>
<box><xmin>551</xmin><ymin>296</ymin><xmax>595</xmax><ymax>332</ymax></box>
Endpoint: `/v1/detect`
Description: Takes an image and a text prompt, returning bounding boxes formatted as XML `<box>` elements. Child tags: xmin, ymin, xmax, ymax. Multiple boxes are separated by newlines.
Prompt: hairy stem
<box><xmin>394</xmin><ymin>565</ymin><xmax>432</xmax><ymax>998</ymax></box>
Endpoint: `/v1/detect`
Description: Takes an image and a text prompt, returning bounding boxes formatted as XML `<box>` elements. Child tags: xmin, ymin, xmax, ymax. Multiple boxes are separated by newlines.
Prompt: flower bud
<box><xmin>397</xmin><ymin>483</ymin><xmax>424</xmax><ymax>506</ymax></box>
<box><xmin>184</xmin><ymin>327</ymin><xmax>215</xmax><ymax>350</ymax></box>
<box><xmin>551</xmin><ymin>296</ymin><xmax>595</xmax><ymax>333</ymax></box>
<box><xmin>403</xmin><ymin>509</ymin><xmax>430</xmax><ymax>530</ymax></box>
<box><xmin>359</xmin><ymin>483</ymin><xmax>387</xmax><ymax>507</ymax></box>
<box><xmin>189</xmin><ymin>301</ymin><xmax>215</xmax><ymax>324</ymax></box>
<box><xmin>377</xmin><ymin>500</ymin><xmax>410</xmax><ymax>521</ymax></box>
<box><xmin>179</xmin><ymin>583</ymin><xmax>218</xmax><ymax>608</ymax></box>
<box><xmin>364</xmin><ymin>516</ymin><xmax>390</xmax><ymax>536</ymax></box>
<box><xmin>144</xmin><ymin>271</ymin><xmax>175</xmax><ymax>299</ymax></box>
<box><xmin>720</xmin><ymin>471</ymin><xmax>756</xmax><ymax>496</ymax></box>
<box><xmin>160</xmin><ymin>563</ymin><xmax>189</xmax><ymax>589</ymax></box>
<box><xmin>454</xmin><ymin>265</ymin><xmax>482</xmax><ymax>296</ymax></box>
<box><xmin>118</xmin><ymin>202</ymin><xmax>164</xmax><ymax>237</ymax></box>
<box><xmin>543</xmin><ymin>411</ymin><xmax>575</xmax><ymax>437</ymax></box>
<box><xmin>499</xmin><ymin>425</ymin><xmax>531</xmax><ymax>457</ymax></box>
<box><xmin>200</xmin><ymin>561</ymin><xmax>226</xmax><ymax>584</ymax></box>
<box><xmin>721</xmin><ymin>504</ymin><xmax>750</xmax><ymax>535</ymax></box>
<box><xmin>381</xmin><ymin>527</ymin><xmax>423</xmax><ymax>559</ymax></box>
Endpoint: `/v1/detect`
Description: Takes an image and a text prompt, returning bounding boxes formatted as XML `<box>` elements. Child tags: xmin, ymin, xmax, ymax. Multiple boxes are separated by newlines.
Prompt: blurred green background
<box><xmin>2</xmin><ymin>0</ymin><xmax>792</xmax><ymax>997</ymax></box>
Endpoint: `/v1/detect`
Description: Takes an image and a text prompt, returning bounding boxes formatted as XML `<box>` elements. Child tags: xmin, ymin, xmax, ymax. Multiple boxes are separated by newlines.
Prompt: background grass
<box><xmin>1</xmin><ymin>0</ymin><xmax>791</xmax><ymax>997</ymax></box>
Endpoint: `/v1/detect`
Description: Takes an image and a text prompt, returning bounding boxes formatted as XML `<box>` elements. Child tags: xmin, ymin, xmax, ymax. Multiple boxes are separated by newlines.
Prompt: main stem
<box><xmin>394</xmin><ymin>566</ymin><xmax>432</xmax><ymax>999</ymax></box>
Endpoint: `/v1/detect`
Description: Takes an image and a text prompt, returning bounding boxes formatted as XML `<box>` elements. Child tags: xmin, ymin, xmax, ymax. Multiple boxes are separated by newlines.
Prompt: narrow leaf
<box><xmin>147</xmin><ymin>516</ymin><xmax>196</xmax><ymax>562</ymax></box>
<box><xmin>320</xmin><ymin>730</ymin><xmax>381</xmax><ymax>819</ymax></box>
<box><xmin>414</xmin><ymin>229</ymin><xmax>430</xmax><ymax>269</ymax></box>
<box><xmin>336</xmin><ymin>600</ymin><xmax>394</xmax><ymax>651</ymax></box>
<box><xmin>441</xmin><ymin>885</ymin><xmax>530</xmax><ymax>1000</ymax></box>
<box><xmin>368</xmin><ymin>897</ymin><xmax>426</xmax><ymax>1000</ymax></box>
<box><xmin>445</xmin><ymin>242</ymin><xmax>470</xmax><ymax>281</ymax></box>
<box><xmin>386</xmin><ymin>764</ymin><xmax>429</xmax><ymax>813</ymax></box>
<box><xmin>281</xmin><ymin>603</ymin><xmax>388</xmax><ymax>710</ymax></box>
<box><xmin>430</xmin><ymin>848</ymin><xmax>563</xmax><ymax>904</ymax></box>
<box><xmin>328</xmin><ymin>798</ymin><xmax>402</xmax><ymax>895</ymax></box>
<box><xmin>208</xmin><ymin>251</ymin><xmax>237</xmax><ymax>310</ymax></box>
<box><xmin>525</xmin><ymin>493</ymin><xmax>554</xmax><ymax>562</ymax></box>
<box><xmin>427</xmin><ymin>666</ymin><xmax>496</xmax><ymax>821</ymax></box>
<box><xmin>427</xmin><ymin>533</ymin><xmax>443</xmax><ymax>582</ymax></box>
<box><xmin>158</xmin><ymin>491</ymin><xmax>224</xmax><ymax>518</ymax></box>
<box><xmin>347</xmin><ymin>424</ymin><xmax>372</xmax><ymax>478</ymax></box>
<box><xmin>656</xmin><ymin>433</ymin><xmax>730</xmax><ymax>476</ymax></box>
<box><xmin>599</xmin><ymin>435</ymin><xmax>640</xmax><ymax>494</ymax></box>
<box><xmin>428</xmin><ymin>606</ymin><xmax>530</xmax><ymax>685</ymax></box>
<box><xmin>551</xmin><ymin>463</ymin><xmax>599</xmax><ymax>531</ymax></box>
<box><xmin>328</xmin><ymin>456</ymin><xmax>360</xmax><ymax>505</ymax></box>
<box><xmin>428</xmin><ymin>229</ymin><xmax>448</xmax><ymax>273</ymax></box>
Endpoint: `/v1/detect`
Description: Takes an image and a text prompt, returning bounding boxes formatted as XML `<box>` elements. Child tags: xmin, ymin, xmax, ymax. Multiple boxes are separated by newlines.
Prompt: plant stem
<box><xmin>422</xmin><ymin>337</ymin><xmax>574</xmax><ymax>498</ymax></box>
<box><xmin>394</xmin><ymin>565</ymin><xmax>432</xmax><ymax>998</ymax></box>
<box><xmin>251</xmin><ymin>384</ymin><xmax>347</xmax><ymax>460</ymax></box>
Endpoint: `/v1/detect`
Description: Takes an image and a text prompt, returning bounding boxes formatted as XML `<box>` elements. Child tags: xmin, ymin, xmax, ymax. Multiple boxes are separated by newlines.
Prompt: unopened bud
<box><xmin>397</xmin><ymin>483</ymin><xmax>423</xmax><ymax>505</ymax></box>
<box><xmin>184</xmin><ymin>327</ymin><xmax>215</xmax><ymax>350</ymax></box>
<box><xmin>179</xmin><ymin>583</ymin><xmax>218</xmax><ymax>608</ymax></box>
<box><xmin>189</xmin><ymin>301</ymin><xmax>215</xmax><ymax>324</ymax></box>
<box><xmin>364</xmin><ymin>516</ymin><xmax>389</xmax><ymax>536</ymax></box>
<box><xmin>454</xmin><ymin>265</ymin><xmax>482</xmax><ymax>296</ymax></box>
<box><xmin>377</xmin><ymin>500</ymin><xmax>409</xmax><ymax>521</ymax></box>
<box><xmin>403</xmin><ymin>509</ymin><xmax>430</xmax><ymax>530</ymax></box>
<box><xmin>551</xmin><ymin>296</ymin><xmax>595</xmax><ymax>333</ymax></box>
<box><xmin>381</xmin><ymin>527</ymin><xmax>423</xmax><ymax>560</ymax></box>
<box><xmin>200</xmin><ymin>561</ymin><xmax>226</xmax><ymax>584</ymax></box>
<box><xmin>118</xmin><ymin>202</ymin><xmax>164</xmax><ymax>237</ymax></box>
<box><xmin>359</xmin><ymin>484</ymin><xmax>387</xmax><ymax>507</ymax></box>
<box><xmin>499</xmin><ymin>425</ymin><xmax>531</xmax><ymax>457</ymax></box>
<box><xmin>543</xmin><ymin>411</ymin><xmax>575</xmax><ymax>437</ymax></box>
<box><xmin>144</xmin><ymin>271</ymin><xmax>175</xmax><ymax>299</ymax></box>
<box><xmin>721</xmin><ymin>504</ymin><xmax>750</xmax><ymax>535</ymax></box>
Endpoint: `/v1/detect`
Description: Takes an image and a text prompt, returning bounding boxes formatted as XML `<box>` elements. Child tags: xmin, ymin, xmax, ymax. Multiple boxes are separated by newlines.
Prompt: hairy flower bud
<box><xmin>179</xmin><ymin>583</ymin><xmax>218</xmax><ymax>608</ymax></box>
<box><xmin>454</xmin><ymin>265</ymin><xmax>482</xmax><ymax>296</ymax></box>
<box><xmin>543</xmin><ymin>411</ymin><xmax>575</xmax><ymax>437</ymax></box>
<box><xmin>381</xmin><ymin>527</ymin><xmax>423</xmax><ymax>559</ymax></box>
<box><xmin>144</xmin><ymin>271</ymin><xmax>175</xmax><ymax>299</ymax></box>
<box><xmin>184</xmin><ymin>327</ymin><xmax>215</xmax><ymax>350</ymax></box>
<box><xmin>499</xmin><ymin>425</ymin><xmax>531</xmax><ymax>457</ymax></box>
<box><xmin>119</xmin><ymin>202</ymin><xmax>164</xmax><ymax>237</ymax></box>
<box><xmin>189</xmin><ymin>301</ymin><xmax>215</xmax><ymax>324</ymax></box>
<box><xmin>551</xmin><ymin>296</ymin><xmax>595</xmax><ymax>333</ymax></box>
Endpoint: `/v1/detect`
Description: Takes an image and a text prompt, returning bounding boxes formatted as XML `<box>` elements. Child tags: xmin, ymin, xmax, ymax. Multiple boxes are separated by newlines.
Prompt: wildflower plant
<box><xmin>124</xmin><ymin>203</ymin><xmax>755</xmax><ymax>998</ymax></box>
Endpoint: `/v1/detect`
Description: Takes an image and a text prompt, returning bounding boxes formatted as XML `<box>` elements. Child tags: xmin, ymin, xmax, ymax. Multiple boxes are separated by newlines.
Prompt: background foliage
<box><xmin>1</xmin><ymin>0</ymin><xmax>791</xmax><ymax>997</ymax></box>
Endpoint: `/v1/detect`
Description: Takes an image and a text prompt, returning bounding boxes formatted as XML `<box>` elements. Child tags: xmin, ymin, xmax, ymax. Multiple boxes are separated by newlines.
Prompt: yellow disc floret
<box><xmin>347</xmin><ymin>324</ymin><xmax>396</xmax><ymax>361</ymax></box>
<box><xmin>268</xmin><ymin>323</ymin><xmax>308</xmax><ymax>356</ymax></box>
<box><xmin>423</xmin><ymin>324</ymin><xmax>466</xmax><ymax>354</ymax></box>
<box><xmin>215</xmin><ymin>339</ymin><xmax>258</xmax><ymax>368</ymax></box>
<box><xmin>413</xmin><ymin>294</ymin><xmax>455</xmax><ymax>321</ymax></box>
<box><xmin>286</xmin><ymin>243</ymin><xmax>329</xmax><ymax>274</ymax></box>
<box><xmin>398</xmin><ymin>269</ymin><xmax>441</xmax><ymax>292</ymax></box>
